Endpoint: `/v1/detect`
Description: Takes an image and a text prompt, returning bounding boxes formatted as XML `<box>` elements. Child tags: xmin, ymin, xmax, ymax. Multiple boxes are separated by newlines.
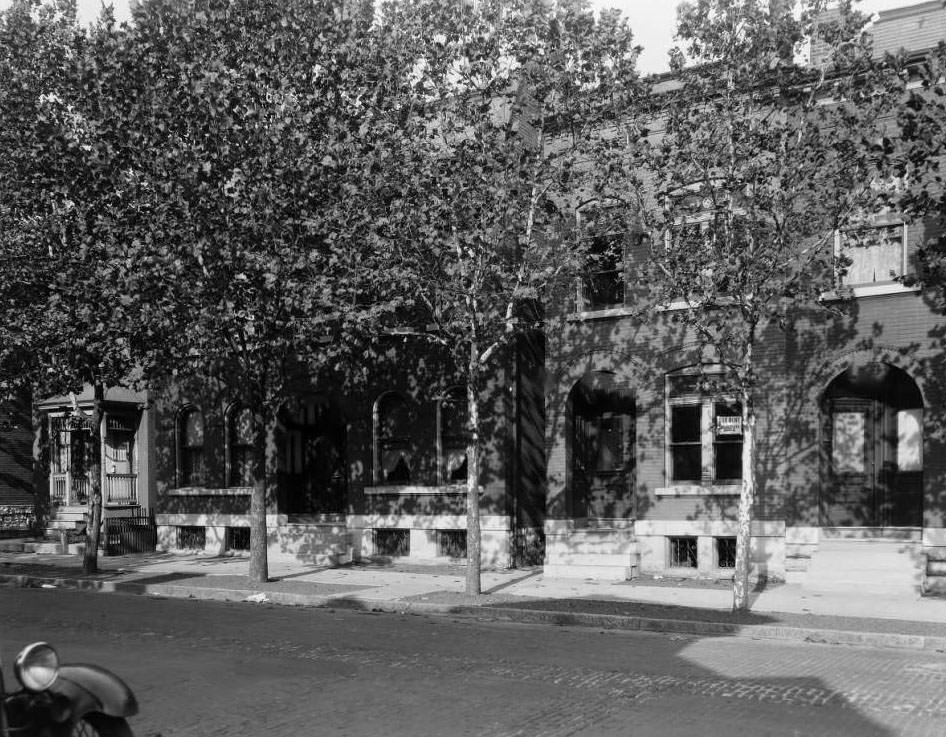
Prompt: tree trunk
<box><xmin>732</xmin><ymin>394</ymin><xmax>756</xmax><ymax>612</ymax></box>
<box><xmin>465</xmin><ymin>353</ymin><xmax>482</xmax><ymax>596</ymax></box>
<box><xmin>82</xmin><ymin>384</ymin><xmax>104</xmax><ymax>575</ymax></box>
<box><xmin>248</xmin><ymin>408</ymin><xmax>274</xmax><ymax>584</ymax></box>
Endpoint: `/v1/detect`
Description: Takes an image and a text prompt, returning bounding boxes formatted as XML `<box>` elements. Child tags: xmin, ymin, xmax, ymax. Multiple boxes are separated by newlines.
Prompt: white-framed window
<box><xmin>438</xmin><ymin>387</ymin><xmax>469</xmax><ymax>484</ymax></box>
<box><xmin>836</xmin><ymin>220</ymin><xmax>907</xmax><ymax>287</ymax></box>
<box><xmin>666</xmin><ymin>373</ymin><xmax>743</xmax><ymax>486</ymax></box>
<box><xmin>577</xmin><ymin>204</ymin><xmax>627</xmax><ymax>310</ymax></box>
<box><xmin>374</xmin><ymin>393</ymin><xmax>414</xmax><ymax>484</ymax></box>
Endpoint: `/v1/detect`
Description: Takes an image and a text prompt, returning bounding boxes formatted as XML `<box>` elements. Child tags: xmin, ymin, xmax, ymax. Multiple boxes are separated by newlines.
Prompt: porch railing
<box><xmin>72</xmin><ymin>476</ymin><xmax>90</xmax><ymax>503</ymax></box>
<box><xmin>52</xmin><ymin>474</ymin><xmax>68</xmax><ymax>504</ymax></box>
<box><xmin>51</xmin><ymin>474</ymin><xmax>90</xmax><ymax>505</ymax></box>
<box><xmin>105</xmin><ymin>474</ymin><xmax>138</xmax><ymax>505</ymax></box>
<box><xmin>50</xmin><ymin>474</ymin><xmax>136</xmax><ymax>506</ymax></box>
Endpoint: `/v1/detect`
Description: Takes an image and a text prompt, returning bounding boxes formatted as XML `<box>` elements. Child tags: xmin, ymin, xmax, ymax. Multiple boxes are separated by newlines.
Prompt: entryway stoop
<box><xmin>543</xmin><ymin>525</ymin><xmax>638</xmax><ymax>580</ymax></box>
<box><xmin>790</xmin><ymin>529</ymin><xmax>923</xmax><ymax>596</ymax></box>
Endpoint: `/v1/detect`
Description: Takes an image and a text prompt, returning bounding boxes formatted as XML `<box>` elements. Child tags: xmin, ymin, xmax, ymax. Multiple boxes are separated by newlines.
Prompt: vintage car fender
<box><xmin>47</xmin><ymin>664</ymin><xmax>139</xmax><ymax>719</ymax></box>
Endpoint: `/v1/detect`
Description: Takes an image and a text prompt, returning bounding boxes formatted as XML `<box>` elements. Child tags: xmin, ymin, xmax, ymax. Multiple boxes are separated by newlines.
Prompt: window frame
<box><xmin>663</xmin><ymin>371</ymin><xmax>744</xmax><ymax>493</ymax></box>
<box><xmin>576</xmin><ymin>203</ymin><xmax>628</xmax><ymax>311</ymax></box>
<box><xmin>226</xmin><ymin>404</ymin><xmax>256</xmax><ymax>488</ymax></box>
<box><xmin>176</xmin><ymin>406</ymin><xmax>206</xmax><ymax>488</ymax></box>
<box><xmin>437</xmin><ymin>386</ymin><xmax>469</xmax><ymax>486</ymax></box>
<box><xmin>835</xmin><ymin>219</ymin><xmax>908</xmax><ymax>288</ymax></box>
<box><xmin>373</xmin><ymin>392</ymin><xmax>415</xmax><ymax>485</ymax></box>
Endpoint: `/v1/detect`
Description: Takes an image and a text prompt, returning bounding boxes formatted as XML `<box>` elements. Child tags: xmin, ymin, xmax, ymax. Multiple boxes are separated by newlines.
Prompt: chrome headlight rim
<box><xmin>13</xmin><ymin>642</ymin><xmax>60</xmax><ymax>692</ymax></box>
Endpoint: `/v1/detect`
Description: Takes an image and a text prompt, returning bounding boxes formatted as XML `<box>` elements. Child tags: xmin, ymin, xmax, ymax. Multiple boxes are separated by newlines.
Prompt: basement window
<box><xmin>226</xmin><ymin>526</ymin><xmax>251</xmax><ymax>552</ymax></box>
<box><xmin>716</xmin><ymin>537</ymin><xmax>736</xmax><ymax>568</ymax></box>
<box><xmin>177</xmin><ymin>525</ymin><xmax>206</xmax><ymax>551</ymax></box>
<box><xmin>669</xmin><ymin>536</ymin><xmax>698</xmax><ymax>568</ymax></box>
<box><xmin>437</xmin><ymin>530</ymin><xmax>467</xmax><ymax>558</ymax></box>
<box><xmin>374</xmin><ymin>528</ymin><xmax>410</xmax><ymax>557</ymax></box>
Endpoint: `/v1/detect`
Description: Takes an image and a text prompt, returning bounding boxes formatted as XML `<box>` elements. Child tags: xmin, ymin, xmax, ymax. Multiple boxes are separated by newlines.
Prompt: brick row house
<box><xmin>541</xmin><ymin>1</ymin><xmax>946</xmax><ymax>594</ymax></box>
<box><xmin>150</xmin><ymin>338</ymin><xmax>546</xmax><ymax>568</ymax></box>
<box><xmin>15</xmin><ymin>1</ymin><xmax>946</xmax><ymax>596</ymax></box>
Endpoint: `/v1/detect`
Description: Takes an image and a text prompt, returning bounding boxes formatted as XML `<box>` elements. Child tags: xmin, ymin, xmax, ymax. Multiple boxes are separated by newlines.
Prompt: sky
<box><xmin>2</xmin><ymin>0</ymin><xmax>929</xmax><ymax>74</ymax></box>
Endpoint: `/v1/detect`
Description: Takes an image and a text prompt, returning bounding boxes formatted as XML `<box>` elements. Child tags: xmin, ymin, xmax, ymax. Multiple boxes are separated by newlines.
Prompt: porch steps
<box><xmin>0</xmin><ymin>537</ymin><xmax>84</xmax><ymax>554</ymax></box>
<box><xmin>799</xmin><ymin>537</ymin><xmax>923</xmax><ymax>595</ymax></box>
<box><xmin>543</xmin><ymin>527</ymin><xmax>638</xmax><ymax>581</ymax></box>
<box><xmin>47</xmin><ymin>505</ymin><xmax>87</xmax><ymax>531</ymax></box>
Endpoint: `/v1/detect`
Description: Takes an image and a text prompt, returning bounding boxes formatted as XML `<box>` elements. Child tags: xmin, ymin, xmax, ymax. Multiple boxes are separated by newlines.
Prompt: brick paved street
<box><xmin>1</xmin><ymin>588</ymin><xmax>943</xmax><ymax>736</ymax></box>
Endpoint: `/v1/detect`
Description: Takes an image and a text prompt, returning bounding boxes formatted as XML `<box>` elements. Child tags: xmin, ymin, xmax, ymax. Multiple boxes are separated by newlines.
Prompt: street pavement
<box><xmin>2</xmin><ymin>586</ymin><xmax>945</xmax><ymax>737</ymax></box>
<box><xmin>0</xmin><ymin>548</ymin><xmax>944</xmax><ymax>652</ymax></box>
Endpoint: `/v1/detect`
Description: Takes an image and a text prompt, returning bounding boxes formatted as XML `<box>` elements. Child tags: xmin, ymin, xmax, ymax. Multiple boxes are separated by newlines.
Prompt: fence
<box><xmin>104</xmin><ymin>510</ymin><xmax>157</xmax><ymax>556</ymax></box>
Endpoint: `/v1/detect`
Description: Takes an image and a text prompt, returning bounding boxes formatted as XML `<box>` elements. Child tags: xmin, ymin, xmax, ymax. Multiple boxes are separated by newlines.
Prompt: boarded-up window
<box><xmin>832</xmin><ymin>411</ymin><xmax>866</xmax><ymax>473</ymax></box>
<box><xmin>839</xmin><ymin>223</ymin><xmax>906</xmax><ymax>286</ymax></box>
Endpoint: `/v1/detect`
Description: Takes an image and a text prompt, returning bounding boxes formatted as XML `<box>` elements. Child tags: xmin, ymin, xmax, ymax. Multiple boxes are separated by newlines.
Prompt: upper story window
<box><xmin>439</xmin><ymin>387</ymin><xmax>469</xmax><ymax>484</ymax></box>
<box><xmin>178</xmin><ymin>407</ymin><xmax>206</xmax><ymax>487</ymax></box>
<box><xmin>375</xmin><ymin>393</ymin><xmax>414</xmax><ymax>484</ymax></box>
<box><xmin>578</xmin><ymin>205</ymin><xmax>626</xmax><ymax>310</ymax></box>
<box><xmin>227</xmin><ymin>405</ymin><xmax>256</xmax><ymax>487</ymax></box>
<box><xmin>836</xmin><ymin>221</ymin><xmax>907</xmax><ymax>287</ymax></box>
<box><xmin>666</xmin><ymin>373</ymin><xmax>743</xmax><ymax>486</ymax></box>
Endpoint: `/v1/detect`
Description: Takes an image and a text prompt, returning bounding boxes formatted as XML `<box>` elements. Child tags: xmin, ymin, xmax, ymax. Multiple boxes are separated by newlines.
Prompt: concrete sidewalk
<box><xmin>1</xmin><ymin>549</ymin><xmax>944</xmax><ymax>653</ymax></box>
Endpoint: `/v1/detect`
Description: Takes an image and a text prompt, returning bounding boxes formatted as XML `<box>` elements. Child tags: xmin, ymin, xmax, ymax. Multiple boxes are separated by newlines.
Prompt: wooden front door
<box><xmin>823</xmin><ymin>398</ymin><xmax>878</xmax><ymax>526</ymax></box>
<box><xmin>822</xmin><ymin>396</ymin><xmax>923</xmax><ymax>528</ymax></box>
<box><xmin>573</xmin><ymin>407</ymin><xmax>635</xmax><ymax>520</ymax></box>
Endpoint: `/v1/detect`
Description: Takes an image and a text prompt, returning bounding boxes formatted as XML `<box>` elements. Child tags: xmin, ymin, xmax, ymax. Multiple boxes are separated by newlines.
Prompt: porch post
<box><xmin>100</xmin><ymin>410</ymin><xmax>108</xmax><ymax>507</ymax></box>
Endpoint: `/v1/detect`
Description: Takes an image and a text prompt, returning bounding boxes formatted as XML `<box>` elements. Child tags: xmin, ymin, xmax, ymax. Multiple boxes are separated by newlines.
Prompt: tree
<box><xmin>116</xmin><ymin>0</ymin><xmax>392</xmax><ymax>583</ymax></box>
<box><xmin>0</xmin><ymin>0</ymin><xmax>165</xmax><ymax>573</ymax></box>
<box><xmin>370</xmin><ymin>0</ymin><xmax>641</xmax><ymax>594</ymax></box>
<box><xmin>597</xmin><ymin>0</ymin><xmax>901</xmax><ymax>610</ymax></box>
<box><xmin>889</xmin><ymin>41</ymin><xmax>946</xmax><ymax>306</ymax></box>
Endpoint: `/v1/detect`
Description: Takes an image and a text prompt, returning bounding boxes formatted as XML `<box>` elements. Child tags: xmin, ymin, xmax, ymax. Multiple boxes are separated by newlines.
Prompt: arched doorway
<box><xmin>569</xmin><ymin>372</ymin><xmax>635</xmax><ymax>520</ymax></box>
<box><xmin>281</xmin><ymin>396</ymin><xmax>347</xmax><ymax>516</ymax></box>
<box><xmin>821</xmin><ymin>363</ymin><xmax>923</xmax><ymax>527</ymax></box>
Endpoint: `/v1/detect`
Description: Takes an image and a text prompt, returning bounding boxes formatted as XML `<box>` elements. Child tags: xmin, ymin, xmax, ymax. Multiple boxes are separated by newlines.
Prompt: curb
<box><xmin>4</xmin><ymin>573</ymin><xmax>945</xmax><ymax>654</ymax></box>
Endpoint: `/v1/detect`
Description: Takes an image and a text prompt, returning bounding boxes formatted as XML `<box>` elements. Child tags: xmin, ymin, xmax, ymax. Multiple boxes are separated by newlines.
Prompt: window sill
<box><xmin>656</xmin><ymin>484</ymin><xmax>742</xmax><ymax>497</ymax></box>
<box><xmin>167</xmin><ymin>487</ymin><xmax>253</xmax><ymax>496</ymax></box>
<box><xmin>364</xmin><ymin>484</ymin><xmax>468</xmax><ymax>496</ymax></box>
<box><xmin>822</xmin><ymin>283</ymin><xmax>919</xmax><ymax>301</ymax></box>
<box><xmin>567</xmin><ymin>305</ymin><xmax>633</xmax><ymax>321</ymax></box>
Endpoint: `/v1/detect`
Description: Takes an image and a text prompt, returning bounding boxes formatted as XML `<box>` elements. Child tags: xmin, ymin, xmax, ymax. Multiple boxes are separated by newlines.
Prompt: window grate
<box><xmin>437</xmin><ymin>530</ymin><xmax>467</xmax><ymax>558</ymax></box>
<box><xmin>669</xmin><ymin>536</ymin><xmax>698</xmax><ymax>568</ymax></box>
<box><xmin>177</xmin><ymin>525</ymin><xmax>206</xmax><ymax>550</ymax></box>
<box><xmin>374</xmin><ymin>528</ymin><xmax>409</xmax><ymax>557</ymax></box>
<box><xmin>716</xmin><ymin>537</ymin><xmax>736</xmax><ymax>568</ymax></box>
<box><xmin>227</xmin><ymin>527</ymin><xmax>251</xmax><ymax>552</ymax></box>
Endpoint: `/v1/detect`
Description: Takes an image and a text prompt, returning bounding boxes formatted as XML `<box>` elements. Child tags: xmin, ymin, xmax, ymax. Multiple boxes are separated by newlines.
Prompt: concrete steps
<box><xmin>543</xmin><ymin>563</ymin><xmax>636</xmax><ymax>580</ymax></box>
<box><xmin>801</xmin><ymin>538</ymin><xmax>923</xmax><ymax>595</ymax></box>
<box><xmin>544</xmin><ymin>527</ymin><xmax>638</xmax><ymax>581</ymax></box>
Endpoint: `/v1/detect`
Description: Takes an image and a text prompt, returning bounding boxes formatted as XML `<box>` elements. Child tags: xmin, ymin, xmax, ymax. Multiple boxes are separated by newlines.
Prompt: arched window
<box><xmin>439</xmin><ymin>387</ymin><xmax>469</xmax><ymax>484</ymax></box>
<box><xmin>178</xmin><ymin>407</ymin><xmax>206</xmax><ymax>487</ymax></box>
<box><xmin>376</xmin><ymin>393</ymin><xmax>413</xmax><ymax>484</ymax></box>
<box><xmin>227</xmin><ymin>405</ymin><xmax>256</xmax><ymax>487</ymax></box>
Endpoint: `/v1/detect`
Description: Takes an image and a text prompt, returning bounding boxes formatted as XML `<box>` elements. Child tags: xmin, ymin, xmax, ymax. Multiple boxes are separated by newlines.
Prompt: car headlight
<box><xmin>14</xmin><ymin>642</ymin><xmax>60</xmax><ymax>691</ymax></box>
